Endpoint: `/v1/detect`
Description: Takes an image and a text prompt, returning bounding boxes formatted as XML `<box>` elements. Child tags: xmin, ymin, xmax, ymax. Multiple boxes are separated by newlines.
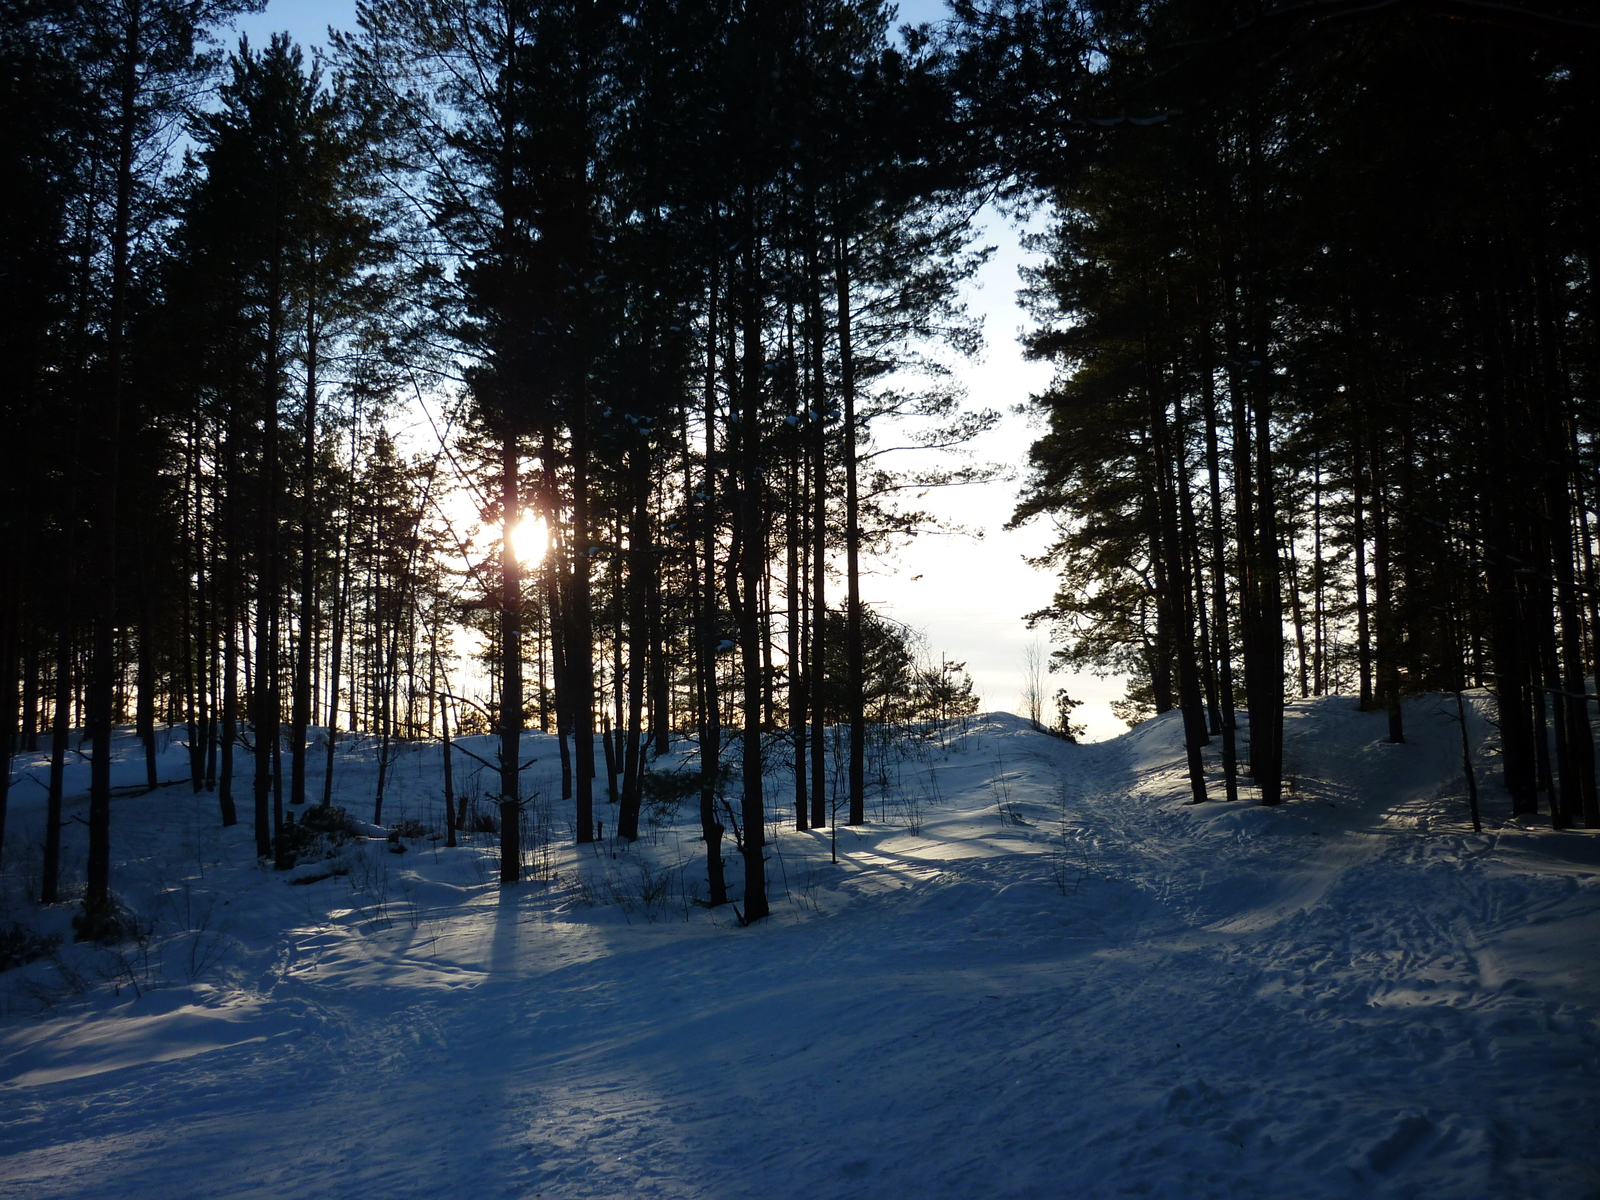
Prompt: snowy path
<box><xmin>1</xmin><ymin>701</ymin><xmax>1597</xmax><ymax>1198</ymax></box>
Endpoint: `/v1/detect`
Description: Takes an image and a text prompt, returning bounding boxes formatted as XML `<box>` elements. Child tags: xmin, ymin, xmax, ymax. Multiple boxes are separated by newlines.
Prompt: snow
<box><xmin>2</xmin><ymin>696</ymin><xmax>1597</xmax><ymax>1198</ymax></box>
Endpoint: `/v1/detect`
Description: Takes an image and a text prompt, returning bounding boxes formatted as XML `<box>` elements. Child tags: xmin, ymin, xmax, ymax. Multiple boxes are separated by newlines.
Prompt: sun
<box><xmin>512</xmin><ymin>516</ymin><xmax>548</xmax><ymax>566</ymax></box>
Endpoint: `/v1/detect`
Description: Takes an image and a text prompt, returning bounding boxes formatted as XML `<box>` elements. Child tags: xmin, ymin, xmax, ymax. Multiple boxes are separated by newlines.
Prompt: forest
<box><xmin>0</xmin><ymin>0</ymin><xmax>1596</xmax><ymax>945</ymax></box>
<box><xmin>3</xmin><ymin>3</ymin><xmax>1600</xmax><ymax>1197</ymax></box>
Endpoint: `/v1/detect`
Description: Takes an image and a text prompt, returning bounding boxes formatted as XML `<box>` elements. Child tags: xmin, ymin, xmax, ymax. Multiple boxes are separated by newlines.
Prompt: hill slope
<box><xmin>1</xmin><ymin>697</ymin><xmax>1596</xmax><ymax>1198</ymax></box>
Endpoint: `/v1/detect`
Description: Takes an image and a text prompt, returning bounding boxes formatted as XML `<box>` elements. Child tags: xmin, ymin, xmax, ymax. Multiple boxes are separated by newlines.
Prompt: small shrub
<box><xmin>390</xmin><ymin>817</ymin><xmax>428</xmax><ymax>840</ymax></box>
<box><xmin>641</xmin><ymin>768</ymin><xmax>700</xmax><ymax>830</ymax></box>
<box><xmin>641</xmin><ymin>767</ymin><xmax>702</xmax><ymax>804</ymax></box>
<box><xmin>300</xmin><ymin>805</ymin><xmax>359</xmax><ymax>837</ymax></box>
<box><xmin>272</xmin><ymin>818</ymin><xmax>322</xmax><ymax>866</ymax></box>
<box><xmin>274</xmin><ymin>805</ymin><xmax>356</xmax><ymax>867</ymax></box>
<box><xmin>71</xmin><ymin>905</ymin><xmax>127</xmax><ymax>945</ymax></box>
<box><xmin>0</xmin><ymin>923</ymin><xmax>62</xmax><ymax>972</ymax></box>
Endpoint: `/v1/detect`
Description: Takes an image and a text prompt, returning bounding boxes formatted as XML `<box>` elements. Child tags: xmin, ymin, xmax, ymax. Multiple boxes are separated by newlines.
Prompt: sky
<box><xmin>230</xmin><ymin>0</ymin><xmax>1129</xmax><ymax>741</ymax></box>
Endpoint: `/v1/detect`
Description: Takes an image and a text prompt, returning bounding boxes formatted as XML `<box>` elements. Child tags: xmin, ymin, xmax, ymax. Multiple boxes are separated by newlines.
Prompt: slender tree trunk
<box><xmin>1226</xmin><ymin>324</ymin><xmax>1256</xmax><ymax>786</ymax></box>
<box><xmin>611</xmin><ymin>554</ymin><xmax>625</xmax><ymax>793</ymax></box>
<box><xmin>321</xmin><ymin>511</ymin><xmax>351</xmax><ymax>808</ymax></box>
<box><xmin>602</xmin><ymin>713</ymin><xmax>619</xmax><ymax>807</ymax></box>
<box><xmin>549</xmin><ymin>570</ymin><xmax>573</xmax><ymax>801</ymax></box>
<box><xmin>373</xmin><ymin>601</ymin><xmax>393</xmax><ymax>826</ymax></box>
<box><xmin>1351</xmin><ymin>398</ymin><xmax>1373</xmax><ymax>710</ymax></box>
<box><xmin>0</xmin><ymin>615</ymin><xmax>17</xmax><ymax>862</ymax></box>
<box><xmin>497</xmin><ymin>435</ymin><xmax>523</xmax><ymax>881</ymax></box>
<box><xmin>788</xmin><ymin>414</ymin><xmax>808</xmax><ymax>832</ymax></box>
<box><xmin>1550</xmin><ymin>441</ymin><xmax>1598</xmax><ymax>826</ymax></box>
<box><xmin>619</xmin><ymin>463</ymin><xmax>649</xmax><ymax>841</ymax></box>
<box><xmin>82</xmin><ymin>2</ymin><xmax>142</xmax><ymax>934</ymax></box>
<box><xmin>219</xmin><ymin>455</ymin><xmax>239</xmax><ymax>826</ymax></box>
<box><xmin>1487</xmin><ymin>523</ymin><xmax>1538</xmax><ymax>814</ymax></box>
<box><xmin>1248</xmin><ymin>339</ymin><xmax>1284</xmax><ymax>803</ymax></box>
<box><xmin>1149</xmin><ymin>371</ymin><xmax>1208</xmax><ymax>804</ymax></box>
<box><xmin>1286</xmin><ymin>537</ymin><xmax>1309</xmax><ymax>699</ymax></box>
<box><xmin>1177</xmin><ymin>424</ymin><xmax>1219</xmax><ymax>736</ymax></box>
<box><xmin>647</xmin><ymin>506</ymin><xmax>669</xmax><ymax>757</ymax></box>
<box><xmin>133</xmin><ymin>523</ymin><xmax>158</xmax><ymax>792</ymax></box>
<box><xmin>1312</xmin><ymin>450</ymin><xmax>1325</xmax><ymax>695</ymax></box>
<box><xmin>698</xmin><ymin>265</ymin><xmax>728</xmax><ymax>905</ymax></box>
<box><xmin>255</xmin><ymin>254</ymin><xmax>285</xmax><ymax>865</ymax></box>
<box><xmin>808</xmin><ymin>238</ymin><xmax>829</xmax><ymax>831</ymax></box>
<box><xmin>43</xmin><ymin>619</ymin><xmax>72</xmax><ymax>904</ymax></box>
<box><xmin>188</xmin><ymin>447</ymin><xmax>209</xmax><ymax>792</ymax></box>
<box><xmin>1373</xmin><ymin>452</ymin><xmax>1404</xmax><ymax>744</ymax></box>
<box><xmin>836</xmin><ymin>224</ymin><xmax>865</xmax><ymax>826</ymax></box>
<box><xmin>1202</xmin><ymin>329</ymin><xmax>1239</xmax><ymax>802</ymax></box>
<box><xmin>21</xmin><ymin>633</ymin><xmax>39</xmax><ymax>755</ymax></box>
<box><xmin>290</xmin><ymin>302</ymin><xmax>320</xmax><ymax>807</ymax></box>
<box><xmin>737</xmin><ymin>218</ymin><xmax>769</xmax><ymax>922</ymax></box>
<box><xmin>571</xmin><ymin>402</ymin><xmax>597</xmax><ymax>846</ymax></box>
<box><xmin>1537</xmin><ymin>571</ymin><xmax>1571</xmax><ymax>829</ymax></box>
<box><xmin>437</xmin><ymin>643</ymin><xmax>457</xmax><ymax>848</ymax></box>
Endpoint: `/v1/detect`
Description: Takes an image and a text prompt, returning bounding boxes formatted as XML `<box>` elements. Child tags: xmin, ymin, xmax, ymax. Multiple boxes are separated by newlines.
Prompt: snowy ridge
<box><xmin>0</xmin><ymin>697</ymin><xmax>1596</xmax><ymax>1198</ymax></box>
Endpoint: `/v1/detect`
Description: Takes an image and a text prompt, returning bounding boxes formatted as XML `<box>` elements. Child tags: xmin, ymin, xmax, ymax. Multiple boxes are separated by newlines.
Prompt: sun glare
<box><xmin>512</xmin><ymin>516</ymin><xmax>548</xmax><ymax>566</ymax></box>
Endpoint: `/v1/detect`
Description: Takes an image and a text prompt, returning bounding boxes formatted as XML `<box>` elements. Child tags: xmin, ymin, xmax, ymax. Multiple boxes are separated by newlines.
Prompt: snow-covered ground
<box><xmin>1</xmin><ymin>695</ymin><xmax>1596</xmax><ymax>1199</ymax></box>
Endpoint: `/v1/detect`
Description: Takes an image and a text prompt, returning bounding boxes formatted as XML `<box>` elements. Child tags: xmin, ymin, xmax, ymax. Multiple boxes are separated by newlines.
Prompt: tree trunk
<box><xmin>290</xmin><ymin>300</ymin><xmax>320</xmax><ymax>807</ymax></box>
<box><xmin>1351</xmin><ymin>397</ymin><xmax>1373</xmax><ymax>710</ymax></box>
<box><xmin>321</xmin><ymin>498</ymin><xmax>352</xmax><ymax>808</ymax></box>
<box><xmin>82</xmin><ymin>2</ymin><xmax>142</xmax><ymax>935</ymax></box>
<box><xmin>788</xmin><ymin>398</ymin><xmax>808</xmax><ymax>832</ymax></box>
<box><xmin>255</xmin><ymin>267</ymin><xmax>285</xmax><ymax>865</ymax></box>
<box><xmin>697</xmin><ymin>265</ymin><xmax>728</xmax><ymax>905</ymax></box>
<box><xmin>808</xmin><ymin>235</ymin><xmax>829</xmax><ymax>831</ymax></box>
<box><xmin>134</xmin><ymin>523</ymin><xmax>158</xmax><ymax>792</ymax></box>
<box><xmin>497</xmin><ymin>436</ymin><xmax>523</xmax><ymax>882</ymax></box>
<box><xmin>619</xmin><ymin>464</ymin><xmax>649</xmax><ymax>842</ymax></box>
<box><xmin>1373</xmin><ymin>452</ymin><xmax>1404</xmax><ymax>744</ymax></box>
<box><xmin>602</xmin><ymin>713</ymin><xmax>619</xmax><ymax>807</ymax></box>
<box><xmin>737</xmin><ymin>219</ymin><xmax>769</xmax><ymax>922</ymax></box>
<box><xmin>187</xmin><ymin>450</ymin><xmax>208</xmax><ymax>792</ymax></box>
<box><xmin>1149</xmin><ymin>371</ymin><xmax>1208</xmax><ymax>804</ymax></box>
<box><xmin>43</xmin><ymin>618</ymin><xmax>71</xmax><ymax>904</ymax></box>
<box><xmin>571</xmin><ymin>400</ymin><xmax>597</xmax><ymax>847</ymax></box>
<box><xmin>219</xmin><ymin>463</ymin><xmax>240</xmax><ymax>826</ymax></box>
<box><xmin>1201</xmin><ymin>340</ymin><xmax>1239</xmax><ymax>801</ymax></box>
<box><xmin>1251</xmin><ymin>358</ymin><xmax>1286</xmax><ymax>805</ymax></box>
<box><xmin>836</xmin><ymin>224</ymin><xmax>865</xmax><ymax>826</ymax></box>
<box><xmin>438</xmin><ymin>645</ymin><xmax>457</xmax><ymax>848</ymax></box>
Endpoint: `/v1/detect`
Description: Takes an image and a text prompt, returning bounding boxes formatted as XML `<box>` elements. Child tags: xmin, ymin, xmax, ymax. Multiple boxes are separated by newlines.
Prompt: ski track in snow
<box><xmin>1</xmin><ymin>696</ymin><xmax>1597</xmax><ymax>1199</ymax></box>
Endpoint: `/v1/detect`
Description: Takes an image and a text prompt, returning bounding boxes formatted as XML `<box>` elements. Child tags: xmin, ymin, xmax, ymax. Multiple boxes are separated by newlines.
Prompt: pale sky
<box><xmin>234</xmin><ymin>0</ymin><xmax>1129</xmax><ymax>740</ymax></box>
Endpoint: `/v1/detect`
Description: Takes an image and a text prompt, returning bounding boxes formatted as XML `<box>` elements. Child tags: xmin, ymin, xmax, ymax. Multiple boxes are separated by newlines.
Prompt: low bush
<box><xmin>274</xmin><ymin>804</ymin><xmax>357</xmax><ymax>867</ymax></box>
<box><xmin>389</xmin><ymin>817</ymin><xmax>428</xmax><ymax>840</ymax></box>
<box><xmin>300</xmin><ymin>804</ymin><xmax>359</xmax><ymax>837</ymax></box>
<box><xmin>0</xmin><ymin>923</ymin><xmax>62</xmax><ymax>971</ymax></box>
